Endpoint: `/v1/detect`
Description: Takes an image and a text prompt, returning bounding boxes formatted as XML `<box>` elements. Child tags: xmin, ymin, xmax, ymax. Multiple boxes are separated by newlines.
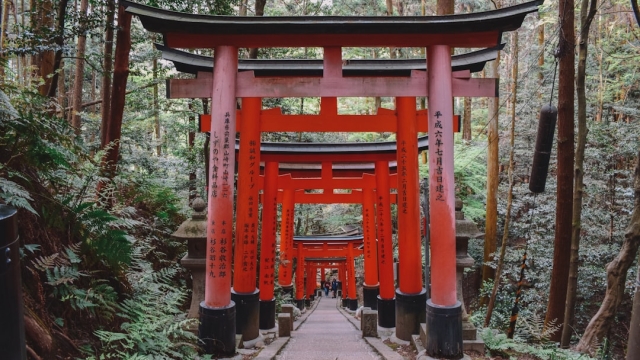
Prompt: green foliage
<box><xmin>481</xmin><ymin>328</ymin><xmax>597</xmax><ymax>360</ymax></box>
<box><xmin>87</xmin><ymin>254</ymin><xmax>198</xmax><ymax>360</ymax></box>
<box><xmin>419</xmin><ymin>138</ymin><xmax>488</xmax><ymax>222</ymax></box>
<box><xmin>31</xmin><ymin>243</ymin><xmax>119</xmax><ymax>322</ymax></box>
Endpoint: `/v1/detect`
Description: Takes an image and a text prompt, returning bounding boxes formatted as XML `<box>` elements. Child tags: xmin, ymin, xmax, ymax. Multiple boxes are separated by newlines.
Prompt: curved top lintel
<box><xmin>122</xmin><ymin>0</ymin><xmax>542</xmax><ymax>48</ymax></box>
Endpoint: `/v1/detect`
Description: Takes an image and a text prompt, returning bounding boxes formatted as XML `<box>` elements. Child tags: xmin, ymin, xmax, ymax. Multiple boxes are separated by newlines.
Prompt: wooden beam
<box><xmin>199</xmin><ymin>110</ymin><xmax>461</xmax><ymax>133</ymax></box>
<box><xmin>162</xmin><ymin>31</ymin><xmax>502</xmax><ymax>49</ymax></box>
<box><xmin>167</xmin><ymin>71</ymin><xmax>498</xmax><ymax>99</ymax></box>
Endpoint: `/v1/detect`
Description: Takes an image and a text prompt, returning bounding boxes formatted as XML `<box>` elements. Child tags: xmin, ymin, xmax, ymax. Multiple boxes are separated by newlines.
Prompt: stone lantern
<box><xmin>455</xmin><ymin>199</ymin><xmax>484</xmax><ymax>351</ymax></box>
<box><xmin>172</xmin><ymin>198</ymin><xmax>207</xmax><ymax>325</ymax></box>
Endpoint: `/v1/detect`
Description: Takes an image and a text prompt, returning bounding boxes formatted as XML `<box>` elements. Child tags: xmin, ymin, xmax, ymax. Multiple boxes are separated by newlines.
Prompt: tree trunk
<box><xmin>153</xmin><ymin>56</ymin><xmax>161</xmax><ymax>156</ymax></box>
<box><xmin>561</xmin><ymin>0</ymin><xmax>597</xmax><ymax>348</ymax></box>
<box><xmin>46</xmin><ymin>0</ymin><xmax>69</xmax><ymax>97</ymax></box>
<box><xmin>627</xmin><ymin>252</ymin><xmax>640</xmax><ymax>360</ymax></box>
<box><xmin>0</xmin><ymin>0</ymin><xmax>9</xmax><ymax>80</ymax></box>
<box><xmin>544</xmin><ymin>0</ymin><xmax>575</xmax><ymax>341</ymax></box>
<box><xmin>482</xmin><ymin>53</ymin><xmax>500</xmax><ymax>293</ymax></box>
<box><xmin>100</xmin><ymin>0</ymin><xmax>115</xmax><ymax>148</ymax></box>
<box><xmin>577</xmin><ymin>151</ymin><xmax>640</xmax><ymax>354</ymax></box>
<box><xmin>34</xmin><ymin>0</ymin><xmax>54</xmax><ymax>96</ymax></box>
<box><xmin>485</xmin><ymin>32</ymin><xmax>517</xmax><ymax>327</ymax></box>
<box><xmin>98</xmin><ymin>4</ymin><xmax>131</xmax><ymax>197</ymax></box>
<box><xmin>249</xmin><ymin>0</ymin><xmax>266</xmax><ymax>59</ymax></box>
<box><xmin>462</xmin><ymin>96</ymin><xmax>471</xmax><ymax>141</ymax></box>
<box><xmin>436</xmin><ymin>0</ymin><xmax>454</xmax><ymax>15</ymax></box>
<box><xmin>71</xmin><ymin>0</ymin><xmax>89</xmax><ymax>135</ymax></box>
<box><xmin>57</xmin><ymin>59</ymin><xmax>65</xmax><ymax>114</ymax></box>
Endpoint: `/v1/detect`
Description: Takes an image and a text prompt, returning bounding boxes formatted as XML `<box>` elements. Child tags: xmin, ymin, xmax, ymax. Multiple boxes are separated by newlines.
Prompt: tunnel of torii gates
<box><xmin>123</xmin><ymin>0</ymin><xmax>541</xmax><ymax>357</ymax></box>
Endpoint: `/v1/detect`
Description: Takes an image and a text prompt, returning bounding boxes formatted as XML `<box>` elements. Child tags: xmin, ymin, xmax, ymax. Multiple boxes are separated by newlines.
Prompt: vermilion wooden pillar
<box><xmin>306</xmin><ymin>264</ymin><xmax>315</xmax><ymax>302</ymax></box>
<box><xmin>395</xmin><ymin>96</ymin><xmax>427</xmax><ymax>341</ymax></box>
<box><xmin>425</xmin><ymin>45</ymin><xmax>463</xmax><ymax>358</ymax></box>
<box><xmin>362</xmin><ymin>187</ymin><xmax>380</xmax><ymax>309</ymax></box>
<box><xmin>338</xmin><ymin>263</ymin><xmax>345</xmax><ymax>298</ymax></box>
<box><xmin>278</xmin><ymin>189</ymin><xmax>295</xmax><ymax>297</ymax></box>
<box><xmin>200</xmin><ymin>45</ymin><xmax>237</xmax><ymax>356</ymax></box>
<box><xmin>375</xmin><ymin>160</ymin><xmax>395</xmax><ymax>327</ymax></box>
<box><xmin>340</xmin><ymin>263</ymin><xmax>349</xmax><ymax>307</ymax></box>
<box><xmin>347</xmin><ymin>244</ymin><xmax>358</xmax><ymax>311</ymax></box>
<box><xmin>295</xmin><ymin>244</ymin><xmax>305</xmax><ymax>309</ymax></box>
<box><xmin>232</xmin><ymin>97</ymin><xmax>261</xmax><ymax>341</ymax></box>
<box><xmin>259</xmin><ymin>161</ymin><xmax>279</xmax><ymax>330</ymax></box>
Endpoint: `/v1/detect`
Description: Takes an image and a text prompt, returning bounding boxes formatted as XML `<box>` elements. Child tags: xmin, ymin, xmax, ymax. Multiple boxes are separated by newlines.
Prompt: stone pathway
<box><xmin>275</xmin><ymin>296</ymin><xmax>382</xmax><ymax>360</ymax></box>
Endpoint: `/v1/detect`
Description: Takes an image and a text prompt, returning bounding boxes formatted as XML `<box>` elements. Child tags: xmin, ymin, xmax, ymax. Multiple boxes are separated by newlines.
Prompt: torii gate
<box><xmin>293</xmin><ymin>236</ymin><xmax>364</xmax><ymax>309</ymax></box>
<box><xmin>160</xmin><ymin>44</ymin><xmax>493</xmax><ymax>331</ymax></box>
<box><xmin>246</xmin><ymin>138</ymin><xmax>433</xmax><ymax>330</ymax></box>
<box><xmin>123</xmin><ymin>1</ymin><xmax>541</xmax><ymax>357</ymax></box>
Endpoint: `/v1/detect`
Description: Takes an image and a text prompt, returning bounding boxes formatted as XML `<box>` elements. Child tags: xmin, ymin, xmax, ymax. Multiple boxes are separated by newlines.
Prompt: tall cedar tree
<box><xmin>482</xmin><ymin>0</ymin><xmax>501</xmax><ymax>294</ymax></box>
<box><xmin>545</xmin><ymin>0</ymin><xmax>575</xmax><ymax>341</ymax></box>
<box><xmin>100</xmin><ymin>0</ymin><xmax>115</xmax><ymax>147</ymax></box>
<box><xmin>560</xmin><ymin>0</ymin><xmax>598</xmax><ymax>348</ymax></box>
<box><xmin>98</xmin><ymin>5</ymin><xmax>131</xmax><ymax>198</ymax></box>
<box><xmin>71</xmin><ymin>0</ymin><xmax>89</xmax><ymax>134</ymax></box>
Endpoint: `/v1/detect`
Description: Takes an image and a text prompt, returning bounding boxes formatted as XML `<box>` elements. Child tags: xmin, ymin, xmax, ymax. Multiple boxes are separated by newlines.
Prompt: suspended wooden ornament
<box><xmin>529</xmin><ymin>104</ymin><xmax>557</xmax><ymax>193</ymax></box>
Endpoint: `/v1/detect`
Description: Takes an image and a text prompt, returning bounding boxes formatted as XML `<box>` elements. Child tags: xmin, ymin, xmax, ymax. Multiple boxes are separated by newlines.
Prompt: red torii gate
<box><xmin>293</xmin><ymin>237</ymin><xmax>364</xmax><ymax>309</ymax></box>
<box><xmin>124</xmin><ymin>1</ymin><xmax>541</xmax><ymax>357</ymax></box>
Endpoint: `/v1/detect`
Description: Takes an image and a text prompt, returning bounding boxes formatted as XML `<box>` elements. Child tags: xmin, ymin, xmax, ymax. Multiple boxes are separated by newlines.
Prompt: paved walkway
<box><xmin>275</xmin><ymin>296</ymin><xmax>381</xmax><ymax>360</ymax></box>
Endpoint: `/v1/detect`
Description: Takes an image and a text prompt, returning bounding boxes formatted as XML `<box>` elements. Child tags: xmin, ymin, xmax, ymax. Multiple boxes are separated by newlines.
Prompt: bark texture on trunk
<box><xmin>485</xmin><ymin>32</ymin><xmax>517</xmax><ymax>327</ymax></box>
<box><xmin>71</xmin><ymin>0</ymin><xmax>89</xmax><ymax>135</ymax></box>
<box><xmin>483</xmin><ymin>52</ymin><xmax>500</xmax><ymax>290</ymax></box>
<box><xmin>545</xmin><ymin>0</ymin><xmax>575</xmax><ymax>341</ymax></box>
<box><xmin>577</xmin><ymin>152</ymin><xmax>640</xmax><ymax>354</ymax></box>
<box><xmin>462</xmin><ymin>96</ymin><xmax>471</xmax><ymax>141</ymax></box>
<box><xmin>46</xmin><ymin>0</ymin><xmax>69</xmax><ymax>97</ymax></box>
<box><xmin>100</xmin><ymin>0</ymin><xmax>115</xmax><ymax>147</ymax></box>
<box><xmin>561</xmin><ymin>0</ymin><xmax>597</xmax><ymax>348</ymax></box>
<box><xmin>98</xmin><ymin>4</ymin><xmax>131</xmax><ymax>197</ymax></box>
<box><xmin>627</xmin><ymin>252</ymin><xmax>640</xmax><ymax>360</ymax></box>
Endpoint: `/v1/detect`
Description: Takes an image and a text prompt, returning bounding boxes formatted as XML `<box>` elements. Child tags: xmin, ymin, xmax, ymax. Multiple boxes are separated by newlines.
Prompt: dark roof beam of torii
<box><xmin>121</xmin><ymin>0</ymin><xmax>543</xmax><ymax>48</ymax></box>
<box><xmin>156</xmin><ymin>44</ymin><xmax>505</xmax><ymax>76</ymax></box>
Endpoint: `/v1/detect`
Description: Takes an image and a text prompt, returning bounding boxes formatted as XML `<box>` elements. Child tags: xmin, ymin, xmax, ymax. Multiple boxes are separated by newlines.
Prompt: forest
<box><xmin>0</xmin><ymin>0</ymin><xmax>639</xmax><ymax>359</ymax></box>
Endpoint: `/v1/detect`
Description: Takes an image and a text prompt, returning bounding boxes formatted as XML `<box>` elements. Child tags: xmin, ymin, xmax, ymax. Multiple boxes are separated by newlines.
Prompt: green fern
<box><xmin>89</xmin><ymin>259</ymin><xmax>198</xmax><ymax>359</ymax></box>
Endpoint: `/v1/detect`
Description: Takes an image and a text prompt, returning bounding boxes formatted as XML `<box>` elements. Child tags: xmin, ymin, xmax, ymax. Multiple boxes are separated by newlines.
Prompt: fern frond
<box><xmin>31</xmin><ymin>253</ymin><xmax>60</xmax><ymax>271</ymax></box>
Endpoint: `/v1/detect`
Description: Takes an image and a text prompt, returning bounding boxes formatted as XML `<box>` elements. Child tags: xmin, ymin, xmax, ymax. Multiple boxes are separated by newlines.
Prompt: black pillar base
<box><xmin>395</xmin><ymin>288</ymin><xmax>427</xmax><ymax>341</ymax></box>
<box><xmin>199</xmin><ymin>301</ymin><xmax>236</xmax><ymax>356</ymax></box>
<box><xmin>377</xmin><ymin>296</ymin><xmax>395</xmax><ymax>328</ymax></box>
<box><xmin>0</xmin><ymin>206</ymin><xmax>26</xmax><ymax>360</ymax></box>
<box><xmin>231</xmin><ymin>288</ymin><xmax>260</xmax><ymax>341</ymax></box>
<box><xmin>305</xmin><ymin>299</ymin><xmax>311</xmax><ymax>307</ymax></box>
<box><xmin>295</xmin><ymin>299</ymin><xmax>305</xmax><ymax>310</ymax></box>
<box><xmin>425</xmin><ymin>299</ymin><xmax>463</xmax><ymax>359</ymax></box>
<box><xmin>309</xmin><ymin>294</ymin><xmax>315</xmax><ymax>301</ymax></box>
<box><xmin>349</xmin><ymin>298</ymin><xmax>358</xmax><ymax>311</ymax></box>
<box><xmin>259</xmin><ymin>298</ymin><xmax>276</xmax><ymax>330</ymax></box>
<box><xmin>363</xmin><ymin>285</ymin><xmax>379</xmax><ymax>310</ymax></box>
<box><xmin>342</xmin><ymin>298</ymin><xmax>348</xmax><ymax>307</ymax></box>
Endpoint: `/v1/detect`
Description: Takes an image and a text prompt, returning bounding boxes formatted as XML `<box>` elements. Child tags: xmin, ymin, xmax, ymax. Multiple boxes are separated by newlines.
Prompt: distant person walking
<box><xmin>331</xmin><ymin>278</ymin><xmax>338</xmax><ymax>298</ymax></box>
<box><xmin>324</xmin><ymin>280</ymin><xmax>330</xmax><ymax>296</ymax></box>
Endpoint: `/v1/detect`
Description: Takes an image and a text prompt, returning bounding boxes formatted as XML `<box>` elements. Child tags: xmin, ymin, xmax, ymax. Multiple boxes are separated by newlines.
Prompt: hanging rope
<box><xmin>549</xmin><ymin>60</ymin><xmax>559</xmax><ymax>107</ymax></box>
<box><xmin>507</xmin><ymin>194</ymin><xmax>537</xmax><ymax>339</ymax></box>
